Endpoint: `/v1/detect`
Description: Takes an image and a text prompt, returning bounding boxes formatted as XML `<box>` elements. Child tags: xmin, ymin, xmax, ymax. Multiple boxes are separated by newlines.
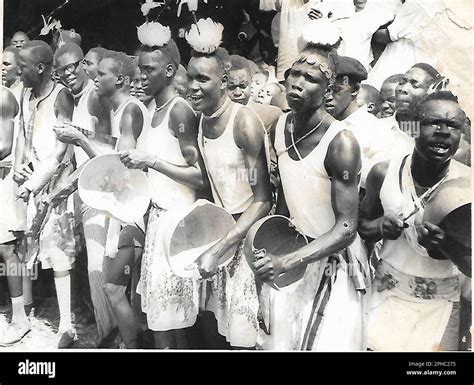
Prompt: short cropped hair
<box><xmin>3</xmin><ymin>46</ymin><xmax>20</xmax><ymax>63</ymax></box>
<box><xmin>382</xmin><ymin>73</ymin><xmax>404</xmax><ymax>87</ymax></box>
<box><xmin>21</xmin><ymin>40</ymin><xmax>53</xmax><ymax>67</ymax></box>
<box><xmin>229</xmin><ymin>55</ymin><xmax>251</xmax><ymax>74</ymax></box>
<box><xmin>411</xmin><ymin>63</ymin><xmax>441</xmax><ymax>84</ymax></box>
<box><xmin>103</xmin><ymin>50</ymin><xmax>136</xmax><ymax>79</ymax></box>
<box><xmin>360</xmin><ymin>84</ymin><xmax>382</xmax><ymax>106</ymax></box>
<box><xmin>141</xmin><ymin>39</ymin><xmax>181</xmax><ymax>70</ymax></box>
<box><xmin>413</xmin><ymin>91</ymin><xmax>460</xmax><ymax>121</ymax></box>
<box><xmin>190</xmin><ymin>47</ymin><xmax>230</xmax><ymax>75</ymax></box>
<box><xmin>87</xmin><ymin>47</ymin><xmax>108</xmax><ymax>62</ymax></box>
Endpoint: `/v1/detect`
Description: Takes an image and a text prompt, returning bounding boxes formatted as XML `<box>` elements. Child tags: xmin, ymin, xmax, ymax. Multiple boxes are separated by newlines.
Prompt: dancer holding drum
<box><xmin>118</xmin><ymin>21</ymin><xmax>207</xmax><ymax>349</ymax></box>
<box><xmin>252</xmin><ymin>25</ymin><xmax>369</xmax><ymax>350</ymax></box>
<box><xmin>54</xmin><ymin>50</ymin><xmax>149</xmax><ymax>348</ymax></box>
<box><xmin>359</xmin><ymin>91</ymin><xmax>471</xmax><ymax>351</ymax></box>
<box><xmin>185</xmin><ymin>18</ymin><xmax>272</xmax><ymax>349</ymax></box>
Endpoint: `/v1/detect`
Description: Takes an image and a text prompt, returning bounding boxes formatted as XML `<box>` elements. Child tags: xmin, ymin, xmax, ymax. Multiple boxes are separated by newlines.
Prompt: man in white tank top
<box><xmin>359</xmin><ymin>91</ymin><xmax>471</xmax><ymax>351</ymax></box>
<box><xmin>0</xmin><ymin>85</ymin><xmax>32</xmax><ymax>346</ymax></box>
<box><xmin>118</xmin><ymin>22</ymin><xmax>206</xmax><ymax>349</ymax></box>
<box><xmin>55</xmin><ymin>51</ymin><xmax>148</xmax><ymax>348</ymax></box>
<box><xmin>2</xmin><ymin>46</ymin><xmax>33</xmax><ymax>316</ymax></box>
<box><xmin>13</xmin><ymin>41</ymin><xmax>77</xmax><ymax>348</ymax></box>
<box><xmin>53</xmin><ymin>42</ymin><xmax>118</xmax><ymax>346</ymax></box>
<box><xmin>256</xmin><ymin>41</ymin><xmax>368</xmax><ymax>351</ymax></box>
<box><xmin>186</xmin><ymin>19</ymin><xmax>272</xmax><ymax>349</ymax></box>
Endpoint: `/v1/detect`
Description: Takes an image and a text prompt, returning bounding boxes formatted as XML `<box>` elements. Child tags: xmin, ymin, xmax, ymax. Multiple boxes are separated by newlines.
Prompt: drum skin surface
<box><xmin>78</xmin><ymin>153</ymin><xmax>151</xmax><ymax>223</ymax></box>
<box><xmin>422</xmin><ymin>177</ymin><xmax>471</xmax><ymax>275</ymax></box>
<box><xmin>167</xmin><ymin>200</ymin><xmax>237</xmax><ymax>278</ymax></box>
<box><xmin>244</xmin><ymin>215</ymin><xmax>308</xmax><ymax>289</ymax></box>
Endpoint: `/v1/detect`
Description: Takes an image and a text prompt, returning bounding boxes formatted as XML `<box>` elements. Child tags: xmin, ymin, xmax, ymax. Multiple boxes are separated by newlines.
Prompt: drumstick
<box><xmin>191</xmin><ymin>11</ymin><xmax>200</xmax><ymax>33</ymax></box>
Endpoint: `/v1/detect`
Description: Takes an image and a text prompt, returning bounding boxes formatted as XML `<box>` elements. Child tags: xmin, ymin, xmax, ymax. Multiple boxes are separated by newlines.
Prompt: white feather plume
<box><xmin>299</xmin><ymin>19</ymin><xmax>341</xmax><ymax>50</ymax></box>
<box><xmin>141</xmin><ymin>1</ymin><xmax>164</xmax><ymax>17</ymax></box>
<box><xmin>137</xmin><ymin>22</ymin><xmax>171</xmax><ymax>47</ymax></box>
<box><xmin>185</xmin><ymin>18</ymin><xmax>224</xmax><ymax>54</ymax></box>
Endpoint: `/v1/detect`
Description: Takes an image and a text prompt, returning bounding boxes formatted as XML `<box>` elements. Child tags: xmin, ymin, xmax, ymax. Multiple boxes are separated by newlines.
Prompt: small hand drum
<box><xmin>165</xmin><ymin>200</ymin><xmax>237</xmax><ymax>278</ymax></box>
<box><xmin>78</xmin><ymin>154</ymin><xmax>151</xmax><ymax>223</ymax></box>
<box><xmin>422</xmin><ymin>176</ymin><xmax>471</xmax><ymax>275</ymax></box>
<box><xmin>244</xmin><ymin>215</ymin><xmax>309</xmax><ymax>289</ymax></box>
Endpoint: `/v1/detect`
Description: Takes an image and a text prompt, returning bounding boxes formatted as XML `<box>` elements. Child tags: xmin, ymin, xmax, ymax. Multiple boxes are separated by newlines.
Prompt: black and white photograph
<box><xmin>0</xmin><ymin>0</ymin><xmax>472</xmax><ymax>384</ymax></box>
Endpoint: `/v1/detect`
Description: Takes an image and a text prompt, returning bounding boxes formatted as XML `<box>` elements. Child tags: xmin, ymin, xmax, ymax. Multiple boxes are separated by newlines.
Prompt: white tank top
<box><xmin>110</xmin><ymin>96</ymin><xmax>150</xmax><ymax>151</ymax></box>
<box><xmin>378</xmin><ymin>154</ymin><xmax>462</xmax><ymax>278</ymax></box>
<box><xmin>72</xmin><ymin>80</ymin><xmax>96</xmax><ymax>166</ymax></box>
<box><xmin>21</xmin><ymin>83</ymin><xmax>68</xmax><ymax>166</ymax></box>
<box><xmin>274</xmin><ymin>113</ymin><xmax>347</xmax><ymax>238</ymax></box>
<box><xmin>136</xmin><ymin>97</ymin><xmax>197</xmax><ymax>210</ymax></box>
<box><xmin>198</xmin><ymin>103</ymin><xmax>254</xmax><ymax>214</ymax></box>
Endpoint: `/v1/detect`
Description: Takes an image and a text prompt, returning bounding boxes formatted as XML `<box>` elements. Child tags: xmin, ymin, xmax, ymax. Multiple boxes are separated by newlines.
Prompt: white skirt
<box><xmin>202</xmin><ymin>243</ymin><xmax>260</xmax><ymax>348</ymax></box>
<box><xmin>137</xmin><ymin>206</ymin><xmax>201</xmax><ymax>331</ymax></box>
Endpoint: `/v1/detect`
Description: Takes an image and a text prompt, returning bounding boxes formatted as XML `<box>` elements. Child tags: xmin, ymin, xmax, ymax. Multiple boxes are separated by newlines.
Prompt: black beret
<box><xmin>336</xmin><ymin>56</ymin><xmax>367</xmax><ymax>81</ymax></box>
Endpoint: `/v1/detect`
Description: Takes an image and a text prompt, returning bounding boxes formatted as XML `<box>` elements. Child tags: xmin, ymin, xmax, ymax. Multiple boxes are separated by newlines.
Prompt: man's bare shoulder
<box><xmin>234</xmin><ymin>105</ymin><xmax>265</xmax><ymax>147</ymax></box>
<box><xmin>1</xmin><ymin>86</ymin><xmax>18</xmax><ymax>115</ymax></box>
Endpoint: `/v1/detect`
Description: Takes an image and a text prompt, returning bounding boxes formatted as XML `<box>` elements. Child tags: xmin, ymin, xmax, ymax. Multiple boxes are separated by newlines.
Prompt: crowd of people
<box><xmin>0</xmin><ymin>0</ymin><xmax>471</xmax><ymax>351</ymax></box>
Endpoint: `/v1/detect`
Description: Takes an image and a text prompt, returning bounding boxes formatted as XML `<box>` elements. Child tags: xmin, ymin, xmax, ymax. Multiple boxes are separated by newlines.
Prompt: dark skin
<box><xmin>0</xmin><ymin>87</ymin><xmax>18</xmax><ymax>161</ymax></box>
<box><xmin>395</xmin><ymin>67</ymin><xmax>435</xmax><ymax>121</ymax></box>
<box><xmin>53</xmin><ymin>50</ymin><xmax>112</xmax><ymax>139</ymax></box>
<box><xmin>186</xmin><ymin>55</ymin><xmax>272</xmax><ymax>279</ymax></box>
<box><xmin>120</xmin><ymin>50</ymin><xmax>207</xmax><ymax>190</ymax></box>
<box><xmin>15</xmin><ymin>82</ymin><xmax>74</xmax><ymax>197</ymax></box>
<box><xmin>359</xmin><ymin>100</ymin><xmax>466</xmax><ymax>264</ymax></box>
<box><xmin>325</xmin><ymin>75</ymin><xmax>359</xmax><ymax>120</ymax></box>
<box><xmin>14</xmin><ymin>48</ymin><xmax>74</xmax><ymax>281</ymax></box>
<box><xmin>14</xmin><ymin>48</ymin><xmax>74</xmax><ymax>189</ymax></box>
<box><xmin>54</xmin><ymin>58</ymin><xmax>142</xmax><ymax>157</ymax></box>
<box><xmin>256</xmin><ymin>55</ymin><xmax>362</xmax><ymax>282</ymax></box>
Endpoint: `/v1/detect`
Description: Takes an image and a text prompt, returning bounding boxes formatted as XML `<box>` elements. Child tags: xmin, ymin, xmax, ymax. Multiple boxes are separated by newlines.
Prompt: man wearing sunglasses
<box><xmin>53</xmin><ymin>42</ymin><xmax>118</xmax><ymax>347</ymax></box>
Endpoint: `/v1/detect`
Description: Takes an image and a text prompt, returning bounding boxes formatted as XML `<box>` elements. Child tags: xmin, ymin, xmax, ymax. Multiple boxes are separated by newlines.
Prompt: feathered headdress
<box><xmin>137</xmin><ymin>21</ymin><xmax>171</xmax><ymax>47</ymax></box>
<box><xmin>298</xmin><ymin>19</ymin><xmax>341</xmax><ymax>51</ymax></box>
<box><xmin>428</xmin><ymin>76</ymin><xmax>450</xmax><ymax>94</ymax></box>
<box><xmin>141</xmin><ymin>0</ymin><xmax>165</xmax><ymax>17</ymax></box>
<box><xmin>39</xmin><ymin>15</ymin><xmax>62</xmax><ymax>36</ymax></box>
<box><xmin>185</xmin><ymin>18</ymin><xmax>224</xmax><ymax>54</ymax></box>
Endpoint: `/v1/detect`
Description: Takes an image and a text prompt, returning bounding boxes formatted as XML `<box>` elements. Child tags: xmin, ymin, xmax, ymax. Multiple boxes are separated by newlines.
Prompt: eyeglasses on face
<box><xmin>55</xmin><ymin>60</ymin><xmax>82</xmax><ymax>76</ymax></box>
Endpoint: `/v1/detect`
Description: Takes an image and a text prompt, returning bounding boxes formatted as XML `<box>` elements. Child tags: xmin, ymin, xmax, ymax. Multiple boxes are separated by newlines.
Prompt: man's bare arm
<box><xmin>0</xmin><ymin>88</ymin><xmax>18</xmax><ymax>160</ymax></box>
<box><xmin>358</xmin><ymin>161</ymin><xmax>389</xmax><ymax>242</ymax></box>
<box><xmin>117</xmin><ymin>103</ymin><xmax>143</xmax><ymax>151</ymax></box>
<box><xmin>23</xmin><ymin>88</ymin><xmax>73</xmax><ymax>194</ymax></box>
<box><xmin>223</xmin><ymin>107</ymin><xmax>272</xmax><ymax>247</ymax></box>
<box><xmin>278</xmin><ymin>130</ymin><xmax>361</xmax><ymax>271</ymax></box>
<box><xmin>146</xmin><ymin>101</ymin><xmax>206</xmax><ymax>189</ymax></box>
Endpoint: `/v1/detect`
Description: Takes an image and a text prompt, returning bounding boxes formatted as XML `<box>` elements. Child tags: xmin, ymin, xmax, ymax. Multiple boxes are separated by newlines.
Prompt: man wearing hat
<box><xmin>325</xmin><ymin>56</ymin><xmax>386</xmax><ymax>189</ymax></box>
<box><xmin>359</xmin><ymin>91</ymin><xmax>471</xmax><ymax>351</ymax></box>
